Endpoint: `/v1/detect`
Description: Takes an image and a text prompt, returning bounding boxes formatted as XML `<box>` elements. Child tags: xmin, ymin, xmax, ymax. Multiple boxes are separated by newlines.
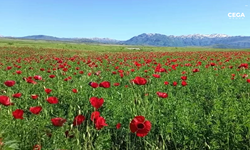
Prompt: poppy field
<box><xmin>1</xmin><ymin>46</ymin><xmax>250</xmax><ymax>149</ymax></box>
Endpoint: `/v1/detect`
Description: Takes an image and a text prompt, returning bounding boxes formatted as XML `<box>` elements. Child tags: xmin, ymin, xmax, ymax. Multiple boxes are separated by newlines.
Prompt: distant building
<box><xmin>127</xmin><ymin>47</ymin><xmax>140</xmax><ymax>50</ymax></box>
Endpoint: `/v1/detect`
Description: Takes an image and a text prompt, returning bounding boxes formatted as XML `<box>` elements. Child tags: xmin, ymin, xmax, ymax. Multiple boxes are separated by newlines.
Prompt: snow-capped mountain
<box><xmin>178</xmin><ymin>34</ymin><xmax>231</xmax><ymax>38</ymax></box>
<box><xmin>123</xmin><ymin>33</ymin><xmax>250</xmax><ymax>48</ymax></box>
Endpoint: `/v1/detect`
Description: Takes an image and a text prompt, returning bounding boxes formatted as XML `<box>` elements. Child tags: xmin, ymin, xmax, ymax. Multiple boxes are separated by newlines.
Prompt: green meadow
<box><xmin>0</xmin><ymin>39</ymin><xmax>250</xmax><ymax>149</ymax></box>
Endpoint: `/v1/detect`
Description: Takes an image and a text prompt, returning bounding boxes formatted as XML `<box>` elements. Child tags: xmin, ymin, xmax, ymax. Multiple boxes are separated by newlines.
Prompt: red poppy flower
<box><xmin>238</xmin><ymin>63</ymin><xmax>248</xmax><ymax>69</ymax></box>
<box><xmin>113</xmin><ymin>83</ymin><xmax>120</xmax><ymax>86</ymax></box>
<box><xmin>242</xmin><ymin>74</ymin><xmax>248</xmax><ymax>78</ymax></box>
<box><xmin>192</xmin><ymin>68</ymin><xmax>199</xmax><ymax>73</ymax></box>
<box><xmin>63</xmin><ymin>68</ymin><xmax>68</xmax><ymax>72</ymax></box>
<box><xmin>164</xmin><ymin>81</ymin><xmax>169</xmax><ymax>85</ymax></box>
<box><xmin>247</xmin><ymin>79</ymin><xmax>250</xmax><ymax>83</ymax></box>
<box><xmin>173</xmin><ymin>81</ymin><xmax>177</xmax><ymax>86</ymax></box>
<box><xmin>181</xmin><ymin>80</ymin><xmax>187</xmax><ymax>86</ymax></box>
<box><xmin>47</xmin><ymin>97</ymin><xmax>59</xmax><ymax>104</ymax></box>
<box><xmin>90</xmin><ymin>97</ymin><xmax>104</xmax><ymax>110</ymax></box>
<box><xmin>116</xmin><ymin>123</ymin><xmax>121</xmax><ymax>129</ymax></box>
<box><xmin>73</xmin><ymin>115</ymin><xmax>85</xmax><ymax>126</ymax></box>
<box><xmin>4</xmin><ymin>80</ymin><xmax>15</xmax><ymax>87</ymax></box>
<box><xmin>72</xmin><ymin>89</ymin><xmax>78</xmax><ymax>93</ymax></box>
<box><xmin>0</xmin><ymin>95</ymin><xmax>13</xmax><ymax>106</ymax></box>
<box><xmin>156</xmin><ymin>92</ymin><xmax>168</xmax><ymax>98</ymax></box>
<box><xmin>33</xmin><ymin>144</ymin><xmax>42</xmax><ymax>150</ymax></box>
<box><xmin>130</xmin><ymin>116</ymin><xmax>151</xmax><ymax>137</ymax></box>
<box><xmin>152</xmin><ymin>74</ymin><xmax>161</xmax><ymax>78</ymax></box>
<box><xmin>25</xmin><ymin>78</ymin><xmax>37</xmax><ymax>84</ymax></box>
<box><xmin>6</xmin><ymin>66</ymin><xmax>12</xmax><ymax>70</ymax></box>
<box><xmin>30</xmin><ymin>106</ymin><xmax>42</xmax><ymax>115</ymax></box>
<box><xmin>133</xmin><ymin>76</ymin><xmax>147</xmax><ymax>85</ymax></box>
<box><xmin>95</xmin><ymin>116</ymin><xmax>108</xmax><ymax>130</ymax></box>
<box><xmin>210</xmin><ymin>62</ymin><xmax>216</xmax><ymax>66</ymax></box>
<box><xmin>171</xmin><ymin>65</ymin><xmax>176</xmax><ymax>70</ymax></box>
<box><xmin>12</xmin><ymin>109</ymin><xmax>24</xmax><ymax>119</ymax></box>
<box><xmin>159</xmin><ymin>68</ymin><xmax>167</xmax><ymax>72</ymax></box>
<box><xmin>13</xmin><ymin>93</ymin><xmax>22</xmax><ymax>98</ymax></box>
<box><xmin>120</xmin><ymin>73</ymin><xmax>124</xmax><ymax>78</ymax></box>
<box><xmin>64</xmin><ymin>77</ymin><xmax>70</xmax><ymax>81</ymax></box>
<box><xmin>89</xmin><ymin>82</ymin><xmax>99</xmax><ymax>88</ymax></box>
<box><xmin>34</xmin><ymin>75</ymin><xmax>42</xmax><ymax>80</ymax></box>
<box><xmin>91</xmin><ymin>111</ymin><xmax>100</xmax><ymax>122</ymax></box>
<box><xmin>16</xmin><ymin>70</ymin><xmax>22</xmax><ymax>74</ymax></box>
<box><xmin>181</xmin><ymin>76</ymin><xmax>187</xmax><ymax>80</ymax></box>
<box><xmin>51</xmin><ymin>117</ymin><xmax>66</xmax><ymax>127</ymax></box>
<box><xmin>45</xmin><ymin>88</ymin><xmax>52</xmax><ymax>94</ymax></box>
<box><xmin>99</xmin><ymin>81</ymin><xmax>111</xmax><ymax>88</ymax></box>
<box><xmin>31</xmin><ymin>94</ymin><xmax>39</xmax><ymax>100</ymax></box>
<box><xmin>49</xmin><ymin>75</ymin><xmax>56</xmax><ymax>78</ymax></box>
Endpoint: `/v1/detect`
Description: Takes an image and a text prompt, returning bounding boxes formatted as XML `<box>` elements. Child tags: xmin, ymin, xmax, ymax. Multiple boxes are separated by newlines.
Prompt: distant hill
<box><xmin>1</xmin><ymin>33</ymin><xmax>250</xmax><ymax>48</ymax></box>
<box><xmin>89</xmin><ymin>37</ymin><xmax>119</xmax><ymax>44</ymax></box>
<box><xmin>19</xmin><ymin>35</ymin><xmax>98</xmax><ymax>43</ymax></box>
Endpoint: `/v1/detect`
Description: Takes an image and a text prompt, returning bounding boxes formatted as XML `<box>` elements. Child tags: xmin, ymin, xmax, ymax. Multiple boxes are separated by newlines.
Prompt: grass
<box><xmin>1</xmin><ymin>38</ymin><xmax>249</xmax><ymax>52</ymax></box>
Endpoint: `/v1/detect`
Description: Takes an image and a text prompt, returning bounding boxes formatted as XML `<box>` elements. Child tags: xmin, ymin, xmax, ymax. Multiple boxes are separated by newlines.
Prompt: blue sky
<box><xmin>0</xmin><ymin>0</ymin><xmax>249</xmax><ymax>40</ymax></box>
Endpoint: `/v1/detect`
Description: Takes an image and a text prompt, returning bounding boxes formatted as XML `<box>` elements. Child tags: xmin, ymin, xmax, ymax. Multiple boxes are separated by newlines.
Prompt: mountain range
<box><xmin>1</xmin><ymin>33</ymin><xmax>250</xmax><ymax>48</ymax></box>
<box><xmin>123</xmin><ymin>33</ymin><xmax>250</xmax><ymax>48</ymax></box>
